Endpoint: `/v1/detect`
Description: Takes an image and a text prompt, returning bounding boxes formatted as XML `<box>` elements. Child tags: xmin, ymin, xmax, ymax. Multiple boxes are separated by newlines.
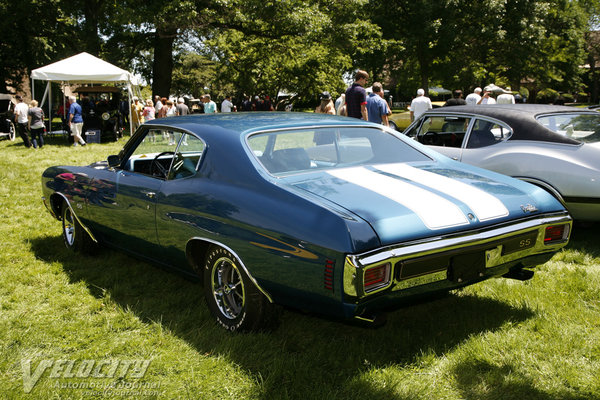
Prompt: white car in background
<box><xmin>402</xmin><ymin>104</ymin><xmax>600</xmax><ymax>221</ymax></box>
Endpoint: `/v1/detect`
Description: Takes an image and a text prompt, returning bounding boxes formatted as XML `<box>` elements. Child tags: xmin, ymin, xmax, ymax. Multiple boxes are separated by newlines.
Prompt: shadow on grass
<box><xmin>30</xmin><ymin>234</ymin><xmax>536</xmax><ymax>400</ymax></box>
<box><xmin>567</xmin><ymin>222</ymin><xmax>600</xmax><ymax>258</ymax></box>
<box><xmin>451</xmin><ymin>359</ymin><xmax>591</xmax><ymax>400</ymax></box>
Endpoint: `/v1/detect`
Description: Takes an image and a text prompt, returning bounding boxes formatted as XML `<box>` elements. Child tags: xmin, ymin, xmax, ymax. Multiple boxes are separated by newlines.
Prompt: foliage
<box><xmin>202</xmin><ymin>0</ymin><xmax>380</xmax><ymax>103</ymax></box>
<box><xmin>171</xmin><ymin>52</ymin><xmax>219</xmax><ymax>98</ymax></box>
<box><xmin>1</xmin><ymin>137</ymin><xmax>600</xmax><ymax>398</ymax></box>
<box><xmin>0</xmin><ymin>0</ymin><xmax>74</xmax><ymax>92</ymax></box>
<box><xmin>536</xmin><ymin>88</ymin><xmax>560</xmax><ymax>103</ymax></box>
<box><xmin>2</xmin><ymin>0</ymin><xmax>600</xmax><ymax>103</ymax></box>
<box><xmin>368</xmin><ymin>0</ymin><xmax>592</xmax><ymax>99</ymax></box>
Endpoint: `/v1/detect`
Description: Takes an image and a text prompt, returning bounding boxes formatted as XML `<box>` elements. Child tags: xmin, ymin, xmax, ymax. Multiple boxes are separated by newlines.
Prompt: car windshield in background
<box><xmin>248</xmin><ymin>127</ymin><xmax>431</xmax><ymax>176</ymax></box>
<box><xmin>537</xmin><ymin>113</ymin><xmax>600</xmax><ymax>143</ymax></box>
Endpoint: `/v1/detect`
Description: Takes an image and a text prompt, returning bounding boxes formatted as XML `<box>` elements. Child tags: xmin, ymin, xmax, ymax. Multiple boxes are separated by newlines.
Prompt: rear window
<box><xmin>536</xmin><ymin>113</ymin><xmax>600</xmax><ymax>143</ymax></box>
<box><xmin>247</xmin><ymin>127</ymin><xmax>431</xmax><ymax>175</ymax></box>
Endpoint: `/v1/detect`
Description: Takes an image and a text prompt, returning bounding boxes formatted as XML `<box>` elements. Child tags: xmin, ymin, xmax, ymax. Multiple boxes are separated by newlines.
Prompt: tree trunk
<box><xmin>152</xmin><ymin>27</ymin><xmax>178</xmax><ymax>97</ymax></box>
<box><xmin>589</xmin><ymin>54</ymin><xmax>598</xmax><ymax>104</ymax></box>
<box><xmin>83</xmin><ymin>1</ymin><xmax>102</xmax><ymax>55</ymax></box>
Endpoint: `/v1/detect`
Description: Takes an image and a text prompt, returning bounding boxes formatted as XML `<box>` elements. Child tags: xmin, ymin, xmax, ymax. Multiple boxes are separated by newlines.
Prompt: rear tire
<box><xmin>61</xmin><ymin>202</ymin><xmax>97</xmax><ymax>254</ymax></box>
<box><xmin>203</xmin><ymin>246</ymin><xmax>277</xmax><ymax>332</ymax></box>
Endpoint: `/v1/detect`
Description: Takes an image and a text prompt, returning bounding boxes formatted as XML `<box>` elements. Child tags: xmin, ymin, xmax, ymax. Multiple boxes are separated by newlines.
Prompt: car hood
<box><xmin>286</xmin><ymin>162</ymin><xmax>565</xmax><ymax>245</ymax></box>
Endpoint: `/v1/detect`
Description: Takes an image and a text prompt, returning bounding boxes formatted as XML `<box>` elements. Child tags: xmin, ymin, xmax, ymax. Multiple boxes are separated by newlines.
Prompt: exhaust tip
<box><xmin>503</xmin><ymin>268</ymin><xmax>535</xmax><ymax>281</ymax></box>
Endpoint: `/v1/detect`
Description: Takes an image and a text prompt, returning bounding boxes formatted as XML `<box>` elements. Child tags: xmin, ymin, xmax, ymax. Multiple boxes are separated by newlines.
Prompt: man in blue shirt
<box><xmin>366</xmin><ymin>82</ymin><xmax>390</xmax><ymax>126</ymax></box>
<box><xmin>345</xmin><ymin>70</ymin><xmax>369</xmax><ymax>120</ymax></box>
<box><xmin>68</xmin><ymin>96</ymin><xmax>86</xmax><ymax>146</ymax></box>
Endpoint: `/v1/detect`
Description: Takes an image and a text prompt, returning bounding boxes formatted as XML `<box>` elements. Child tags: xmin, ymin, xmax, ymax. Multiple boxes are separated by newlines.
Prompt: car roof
<box><xmin>424</xmin><ymin>104</ymin><xmax>592</xmax><ymax>145</ymax></box>
<box><xmin>145</xmin><ymin>112</ymin><xmax>373</xmax><ymax>137</ymax></box>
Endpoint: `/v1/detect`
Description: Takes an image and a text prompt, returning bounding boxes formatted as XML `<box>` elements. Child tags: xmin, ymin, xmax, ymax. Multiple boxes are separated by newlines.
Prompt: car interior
<box><xmin>250</xmin><ymin>127</ymin><xmax>430</xmax><ymax>175</ymax></box>
<box><xmin>123</xmin><ymin>129</ymin><xmax>204</xmax><ymax>179</ymax></box>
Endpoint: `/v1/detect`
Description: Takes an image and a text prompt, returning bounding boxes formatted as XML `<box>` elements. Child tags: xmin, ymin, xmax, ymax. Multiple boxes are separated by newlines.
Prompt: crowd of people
<box><xmin>13</xmin><ymin>95</ymin><xmax>46</xmax><ymax>149</ymax></box>
<box><xmin>10</xmin><ymin>75</ymin><xmax>532</xmax><ymax>149</ymax></box>
<box><xmin>314</xmin><ymin>70</ymin><xmax>393</xmax><ymax>127</ymax></box>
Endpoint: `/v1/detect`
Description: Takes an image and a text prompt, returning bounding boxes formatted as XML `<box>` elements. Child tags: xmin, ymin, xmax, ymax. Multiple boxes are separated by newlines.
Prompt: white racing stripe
<box><xmin>376</xmin><ymin>163</ymin><xmax>509</xmax><ymax>221</ymax></box>
<box><xmin>329</xmin><ymin>167</ymin><xmax>469</xmax><ymax>230</ymax></box>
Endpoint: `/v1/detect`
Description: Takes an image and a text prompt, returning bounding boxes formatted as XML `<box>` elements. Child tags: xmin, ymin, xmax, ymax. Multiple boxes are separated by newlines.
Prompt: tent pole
<box><xmin>49</xmin><ymin>84</ymin><xmax>52</xmax><ymax>132</ymax></box>
<box><xmin>39</xmin><ymin>82</ymin><xmax>50</xmax><ymax>108</ymax></box>
<box><xmin>128</xmin><ymin>85</ymin><xmax>133</xmax><ymax>136</ymax></box>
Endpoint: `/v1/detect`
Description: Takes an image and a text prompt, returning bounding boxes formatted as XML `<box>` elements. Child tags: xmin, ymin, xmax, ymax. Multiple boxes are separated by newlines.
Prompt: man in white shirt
<box><xmin>221</xmin><ymin>95</ymin><xmax>234</xmax><ymax>112</ymax></box>
<box><xmin>14</xmin><ymin>95</ymin><xmax>31</xmax><ymax>147</ymax></box>
<box><xmin>410</xmin><ymin>89</ymin><xmax>433</xmax><ymax>121</ymax></box>
<box><xmin>465</xmin><ymin>87</ymin><xmax>482</xmax><ymax>105</ymax></box>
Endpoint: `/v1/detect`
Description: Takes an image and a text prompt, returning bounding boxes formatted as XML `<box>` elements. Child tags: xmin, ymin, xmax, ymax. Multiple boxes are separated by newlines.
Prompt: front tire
<box><xmin>203</xmin><ymin>246</ymin><xmax>276</xmax><ymax>332</ymax></box>
<box><xmin>61</xmin><ymin>202</ymin><xmax>97</xmax><ymax>253</ymax></box>
<box><xmin>8</xmin><ymin>121</ymin><xmax>15</xmax><ymax>141</ymax></box>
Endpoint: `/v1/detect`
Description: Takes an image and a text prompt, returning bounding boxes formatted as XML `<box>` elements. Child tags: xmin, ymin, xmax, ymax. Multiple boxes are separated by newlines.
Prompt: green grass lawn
<box><xmin>1</xmin><ymin>134</ymin><xmax>599</xmax><ymax>399</ymax></box>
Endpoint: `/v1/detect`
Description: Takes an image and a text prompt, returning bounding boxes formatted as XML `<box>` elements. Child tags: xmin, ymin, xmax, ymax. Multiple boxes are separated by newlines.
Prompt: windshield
<box><xmin>536</xmin><ymin>113</ymin><xmax>600</xmax><ymax>143</ymax></box>
<box><xmin>247</xmin><ymin>126</ymin><xmax>431</xmax><ymax>176</ymax></box>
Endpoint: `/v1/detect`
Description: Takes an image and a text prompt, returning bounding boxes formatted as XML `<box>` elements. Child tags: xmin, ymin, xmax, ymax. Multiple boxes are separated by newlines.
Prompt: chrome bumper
<box><xmin>343</xmin><ymin>213</ymin><xmax>572</xmax><ymax>299</ymax></box>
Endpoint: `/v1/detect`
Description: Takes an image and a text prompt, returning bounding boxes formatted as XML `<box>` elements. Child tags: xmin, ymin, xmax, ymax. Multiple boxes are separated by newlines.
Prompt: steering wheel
<box><xmin>150</xmin><ymin>151</ymin><xmax>175</xmax><ymax>178</ymax></box>
<box><xmin>423</xmin><ymin>131</ymin><xmax>438</xmax><ymax>145</ymax></box>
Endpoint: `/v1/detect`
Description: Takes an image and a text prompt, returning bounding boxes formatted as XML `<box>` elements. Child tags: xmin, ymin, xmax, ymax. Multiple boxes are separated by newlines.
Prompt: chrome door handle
<box><xmin>452</xmin><ymin>157</ymin><xmax>458</xmax><ymax>160</ymax></box>
<box><xmin>142</xmin><ymin>191</ymin><xmax>156</xmax><ymax>199</ymax></box>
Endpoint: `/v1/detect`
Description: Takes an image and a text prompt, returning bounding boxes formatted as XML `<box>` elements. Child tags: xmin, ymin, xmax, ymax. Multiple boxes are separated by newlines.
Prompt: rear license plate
<box><xmin>502</xmin><ymin>231</ymin><xmax>537</xmax><ymax>255</ymax></box>
<box><xmin>449</xmin><ymin>252</ymin><xmax>486</xmax><ymax>283</ymax></box>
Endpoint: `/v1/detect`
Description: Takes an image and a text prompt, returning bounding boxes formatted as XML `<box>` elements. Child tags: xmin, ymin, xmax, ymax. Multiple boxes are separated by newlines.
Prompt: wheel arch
<box><xmin>49</xmin><ymin>192</ymin><xmax>67</xmax><ymax>220</ymax></box>
<box><xmin>516</xmin><ymin>176</ymin><xmax>566</xmax><ymax>206</ymax></box>
<box><xmin>50</xmin><ymin>192</ymin><xmax>98</xmax><ymax>243</ymax></box>
<box><xmin>185</xmin><ymin>237</ymin><xmax>273</xmax><ymax>303</ymax></box>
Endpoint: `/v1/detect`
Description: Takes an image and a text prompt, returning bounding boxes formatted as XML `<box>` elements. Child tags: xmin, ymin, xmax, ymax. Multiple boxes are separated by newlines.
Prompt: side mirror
<box><xmin>107</xmin><ymin>155</ymin><xmax>121</xmax><ymax>168</ymax></box>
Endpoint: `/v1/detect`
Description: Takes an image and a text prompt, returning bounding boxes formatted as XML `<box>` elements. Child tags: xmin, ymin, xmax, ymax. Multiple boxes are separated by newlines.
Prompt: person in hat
<box><xmin>131</xmin><ymin>96</ymin><xmax>144</xmax><ymax>129</ymax></box>
<box><xmin>315</xmin><ymin>91</ymin><xmax>336</xmax><ymax>114</ymax></box>
<box><xmin>478</xmin><ymin>86</ymin><xmax>497</xmax><ymax>104</ymax></box>
<box><xmin>497</xmin><ymin>87</ymin><xmax>516</xmax><ymax>104</ymax></box>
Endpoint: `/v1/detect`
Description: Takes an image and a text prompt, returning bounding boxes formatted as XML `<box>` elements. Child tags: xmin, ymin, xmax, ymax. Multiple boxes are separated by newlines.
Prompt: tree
<box><xmin>0</xmin><ymin>0</ymin><xmax>74</xmax><ymax>93</ymax></box>
<box><xmin>368</xmin><ymin>0</ymin><xmax>592</xmax><ymax>100</ymax></box>
<box><xmin>201</xmin><ymin>0</ymin><xmax>381</xmax><ymax>103</ymax></box>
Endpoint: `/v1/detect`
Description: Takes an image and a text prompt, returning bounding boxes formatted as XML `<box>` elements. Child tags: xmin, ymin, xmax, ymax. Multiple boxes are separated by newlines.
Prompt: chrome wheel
<box><xmin>8</xmin><ymin>122</ymin><xmax>15</xmax><ymax>141</ymax></box>
<box><xmin>62</xmin><ymin>206</ymin><xmax>76</xmax><ymax>247</ymax></box>
<box><xmin>210</xmin><ymin>257</ymin><xmax>245</xmax><ymax>320</ymax></box>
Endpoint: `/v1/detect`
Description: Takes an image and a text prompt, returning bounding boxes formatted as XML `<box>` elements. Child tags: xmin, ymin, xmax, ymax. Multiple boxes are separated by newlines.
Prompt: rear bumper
<box><xmin>342</xmin><ymin>213</ymin><xmax>571</xmax><ymax>317</ymax></box>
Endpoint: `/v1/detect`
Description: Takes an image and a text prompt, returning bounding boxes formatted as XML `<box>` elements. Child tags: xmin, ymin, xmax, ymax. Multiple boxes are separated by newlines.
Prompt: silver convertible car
<box><xmin>402</xmin><ymin>104</ymin><xmax>600</xmax><ymax>221</ymax></box>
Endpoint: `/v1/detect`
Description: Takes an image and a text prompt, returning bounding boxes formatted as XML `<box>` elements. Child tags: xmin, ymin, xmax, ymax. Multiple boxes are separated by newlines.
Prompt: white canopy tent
<box><xmin>30</xmin><ymin>52</ymin><xmax>141</xmax><ymax>135</ymax></box>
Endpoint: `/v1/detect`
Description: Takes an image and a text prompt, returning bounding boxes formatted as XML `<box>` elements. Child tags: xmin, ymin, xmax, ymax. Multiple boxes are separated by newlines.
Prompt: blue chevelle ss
<box><xmin>42</xmin><ymin>113</ymin><xmax>572</xmax><ymax>331</ymax></box>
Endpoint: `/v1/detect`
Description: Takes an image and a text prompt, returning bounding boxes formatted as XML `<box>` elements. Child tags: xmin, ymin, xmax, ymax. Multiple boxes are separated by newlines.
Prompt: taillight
<box><xmin>544</xmin><ymin>224</ymin><xmax>569</xmax><ymax>244</ymax></box>
<box><xmin>364</xmin><ymin>263</ymin><xmax>391</xmax><ymax>292</ymax></box>
<box><xmin>324</xmin><ymin>259</ymin><xmax>335</xmax><ymax>291</ymax></box>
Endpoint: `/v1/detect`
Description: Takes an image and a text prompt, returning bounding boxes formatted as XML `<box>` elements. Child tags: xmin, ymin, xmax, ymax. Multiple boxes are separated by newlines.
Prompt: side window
<box><xmin>124</xmin><ymin>128</ymin><xmax>180</xmax><ymax>178</ymax></box>
<box><xmin>466</xmin><ymin>119</ymin><xmax>512</xmax><ymax>149</ymax></box>
<box><xmin>414</xmin><ymin>116</ymin><xmax>470</xmax><ymax>148</ymax></box>
<box><xmin>168</xmin><ymin>134</ymin><xmax>205</xmax><ymax>180</ymax></box>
